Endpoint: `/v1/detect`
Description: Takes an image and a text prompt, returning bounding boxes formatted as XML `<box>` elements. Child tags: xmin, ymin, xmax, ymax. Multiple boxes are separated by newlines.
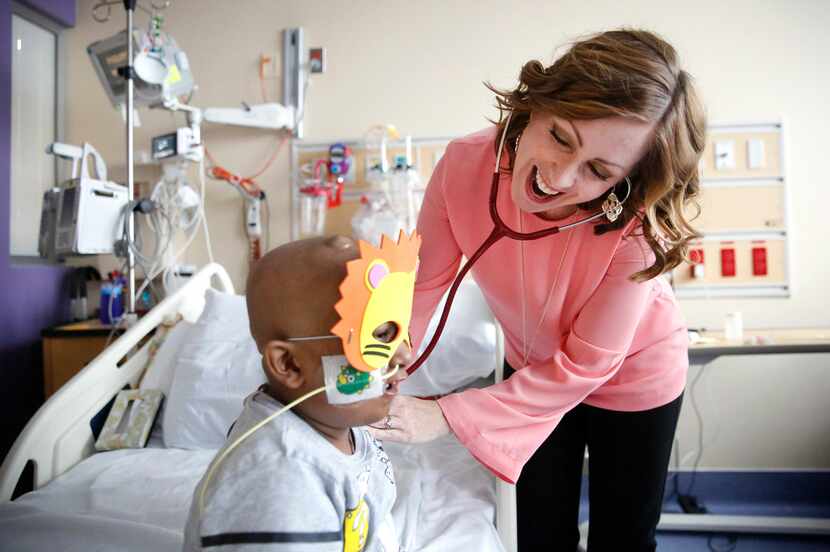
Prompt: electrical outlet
<box><xmin>715</xmin><ymin>140</ymin><xmax>736</xmax><ymax>170</ymax></box>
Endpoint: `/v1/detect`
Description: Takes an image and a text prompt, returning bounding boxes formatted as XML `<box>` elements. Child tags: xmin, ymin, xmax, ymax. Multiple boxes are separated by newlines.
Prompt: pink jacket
<box><xmin>410</xmin><ymin>127</ymin><xmax>688</xmax><ymax>484</ymax></box>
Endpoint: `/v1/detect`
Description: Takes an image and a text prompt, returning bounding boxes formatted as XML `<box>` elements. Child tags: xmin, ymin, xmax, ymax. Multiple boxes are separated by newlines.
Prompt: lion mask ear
<box><xmin>365</xmin><ymin>260</ymin><xmax>390</xmax><ymax>291</ymax></box>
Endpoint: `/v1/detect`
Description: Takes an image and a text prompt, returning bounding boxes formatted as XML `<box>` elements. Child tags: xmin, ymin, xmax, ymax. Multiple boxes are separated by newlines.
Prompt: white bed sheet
<box><xmin>0</xmin><ymin>438</ymin><xmax>504</xmax><ymax>552</ymax></box>
<box><xmin>385</xmin><ymin>436</ymin><xmax>504</xmax><ymax>552</ymax></box>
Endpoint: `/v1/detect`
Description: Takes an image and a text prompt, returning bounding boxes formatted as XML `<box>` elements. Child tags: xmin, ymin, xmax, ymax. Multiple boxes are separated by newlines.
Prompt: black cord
<box><xmin>672</xmin><ymin>363</ymin><xmax>709</xmax><ymax>514</ymax></box>
<box><xmin>686</xmin><ymin>362</ymin><xmax>709</xmax><ymax>496</ymax></box>
<box><xmin>707</xmin><ymin>534</ymin><xmax>738</xmax><ymax>551</ymax></box>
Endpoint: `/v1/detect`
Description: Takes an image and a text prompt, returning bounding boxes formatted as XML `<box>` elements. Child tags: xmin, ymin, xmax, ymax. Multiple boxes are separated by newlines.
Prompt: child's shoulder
<box><xmin>209</xmin><ymin>431</ymin><xmax>343</xmax><ymax>502</ymax></box>
<box><xmin>215</xmin><ymin>395</ymin><xmax>391</xmax><ymax>490</ymax></box>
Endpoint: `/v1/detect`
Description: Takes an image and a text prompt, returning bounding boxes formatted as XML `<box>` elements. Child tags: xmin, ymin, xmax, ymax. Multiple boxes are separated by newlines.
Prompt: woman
<box><xmin>377</xmin><ymin>29</ymin><xmax>706</xmax><ymax>550</ymax></box>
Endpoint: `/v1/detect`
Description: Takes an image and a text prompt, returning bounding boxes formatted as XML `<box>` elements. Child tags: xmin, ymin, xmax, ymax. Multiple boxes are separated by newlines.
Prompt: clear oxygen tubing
<box><xmin>196</xmin><ymin>364</ymin><xmax>401</xmax><ymax>516</ymax></box>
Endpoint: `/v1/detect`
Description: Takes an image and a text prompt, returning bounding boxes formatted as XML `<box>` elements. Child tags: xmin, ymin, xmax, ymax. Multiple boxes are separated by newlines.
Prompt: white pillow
<box><xmin>400</xmin><ymin>278</ymin><xmax>499</xmax><ymax>396</ymax></box>
<box><xmin>139</xmin><ymin>320</ymin><xmax>194</xmax><ymax>443</ymax></box>
<box><xmin>163</xmin><ymin>290</ymin><xmax>265</xmax><ymax>450</ymax></box>
<box><xmin>139</xmin><ymin>321</ymin><xmax>194</xmax><ymax>396</ymax></box>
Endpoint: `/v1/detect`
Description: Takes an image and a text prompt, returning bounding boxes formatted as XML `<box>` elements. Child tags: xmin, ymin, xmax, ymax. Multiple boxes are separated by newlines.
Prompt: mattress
<box><xmin>0</xmin><ymin>437</ymin><xmax>503</xmax><ymax>551</ymax></box>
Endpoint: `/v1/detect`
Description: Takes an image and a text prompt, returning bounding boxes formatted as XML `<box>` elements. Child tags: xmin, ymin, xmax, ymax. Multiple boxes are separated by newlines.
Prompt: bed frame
<box><xmin>0</xmin><ymin>262</ymin><xmax>518</xmax><ymax>552</ymax></box>
<box><xmin>0</xmin><ymin>263</ymin><xmax>233</xmax><ymax>501</ymax></box>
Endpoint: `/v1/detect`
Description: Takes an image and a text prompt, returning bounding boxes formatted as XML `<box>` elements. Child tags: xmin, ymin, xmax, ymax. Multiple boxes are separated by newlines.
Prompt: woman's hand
<box><xmin>369</xmin><ymin>395</ymin><xmax>451</xmax><ymax>444</ymax></box>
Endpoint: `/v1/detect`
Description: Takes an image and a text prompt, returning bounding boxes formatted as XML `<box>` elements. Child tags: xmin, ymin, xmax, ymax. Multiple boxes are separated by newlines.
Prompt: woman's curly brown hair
<box><xmin>488</xmin><ymin>29</ymin><xmax>707</xmax><ymax>281</ymax></box>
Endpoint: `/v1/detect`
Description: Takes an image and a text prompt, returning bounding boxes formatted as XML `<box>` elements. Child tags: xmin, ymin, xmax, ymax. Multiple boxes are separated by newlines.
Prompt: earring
<box><xmin>514</xmin><ymin>132</ymin><xmax>523</xmax><ymax>151</ymax></box>
<box><xmin>602</xmin><ymin>176</ymin><xmax>631</xmax><ymax>223</ymax></box>
<box><xmin>602</xmin><ymin>192</ymin><xmax>623</xmax><ymax>222</ymax></box>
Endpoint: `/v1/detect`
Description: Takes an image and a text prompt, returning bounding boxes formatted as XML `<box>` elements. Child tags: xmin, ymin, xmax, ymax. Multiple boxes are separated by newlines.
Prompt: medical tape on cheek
<box><xmin>322</xmin><ymin>355</ymin><xmax>384</xmax><ymax>405</ymax></box>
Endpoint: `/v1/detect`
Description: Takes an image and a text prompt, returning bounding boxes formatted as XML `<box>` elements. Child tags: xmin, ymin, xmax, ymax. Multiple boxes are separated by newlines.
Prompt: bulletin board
<box><xmin>672</xmin><ymin>122</ymin><xmax>790</xmax><ymax>298</ymax></box>
<box><xmin>290</xmin><ymin>137</ymin><xmax>452</xmax><ymax>239</ymax></box>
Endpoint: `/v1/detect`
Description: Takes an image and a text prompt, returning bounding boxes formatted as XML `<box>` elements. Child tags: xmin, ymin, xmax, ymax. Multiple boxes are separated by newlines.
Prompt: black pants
<box><xmin>504</xmin><ymin>363</ymin><xmax>683</xmax><ymax>552</ymax></box>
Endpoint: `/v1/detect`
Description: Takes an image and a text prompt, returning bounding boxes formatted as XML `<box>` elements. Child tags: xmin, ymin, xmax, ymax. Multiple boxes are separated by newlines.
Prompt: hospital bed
<box><xmin>0</xmin><ymin>263</ymin><xmax>517</xmax><ymax>552</ymax></box>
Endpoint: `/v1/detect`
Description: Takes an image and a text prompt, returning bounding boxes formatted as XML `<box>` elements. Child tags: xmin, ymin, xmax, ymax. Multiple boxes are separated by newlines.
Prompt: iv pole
<box><xmin>93</xmin><ymin>1</ymin><xmax>301</xmax><ymax>317</ymax></box>
<box><xmin>91</xmin><ymin>0</ymin><xmax>172</xmax><ymax>319</ymax></box>
<box><xmin>90</xmin><ymin>0</ymin><xmax>168</xmax><ymax>318</ymax></box>
<box><xmin>124</xmin><ymin>0</ymin><xmax>136</xmax><ymax>314</ymax></box>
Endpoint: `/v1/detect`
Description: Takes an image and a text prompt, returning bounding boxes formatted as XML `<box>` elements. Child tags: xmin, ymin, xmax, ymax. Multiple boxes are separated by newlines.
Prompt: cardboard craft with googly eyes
<box><xmin>332</xmin><ymin>231</ymin><xmax>421</xmax><ymax>373</ymax></box>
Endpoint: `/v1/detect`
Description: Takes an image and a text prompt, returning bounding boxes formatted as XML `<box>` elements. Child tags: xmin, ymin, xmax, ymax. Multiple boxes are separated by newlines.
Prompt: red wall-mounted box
<box><xmin>721</xmin><ymin>247</ymin><xmax>736</xmax><ymax>277</ymax></box>
<box><xmin>752</xmin><ymin>246</ymin><xmax>768</xmax><ymax>276</ymax></box>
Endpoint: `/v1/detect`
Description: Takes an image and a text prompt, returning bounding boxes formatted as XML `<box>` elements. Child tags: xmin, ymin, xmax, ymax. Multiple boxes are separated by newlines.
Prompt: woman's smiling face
<box><xmin>511</xmin><ymin>111</ymin><xmax>656</xmax><ymax>220</ymax></box>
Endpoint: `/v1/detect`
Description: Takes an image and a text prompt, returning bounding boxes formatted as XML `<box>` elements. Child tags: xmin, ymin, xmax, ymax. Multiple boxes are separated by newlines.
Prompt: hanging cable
<box><xmin>199</xmin><ymin>156</ymin><xmax>215</xmax><ymax>263</ymax></box>
<box><xmin>259</xmin><ymin>54</ymin><xmax>272</xmax><ymax>103</ymax></box>
<box><xmin>686</xmin><ymin>362</ymin><xmax>708</xmax><ymax>496</ymax></box>
<box><xmin>204</xmin><ymin>132</ymin><xmax>289</xmax><ymax>184</ymax></box>
<box><xmin>245</xmin><ymin>134</ymin><xmax>289</xmax><ymax>180</ymax></box>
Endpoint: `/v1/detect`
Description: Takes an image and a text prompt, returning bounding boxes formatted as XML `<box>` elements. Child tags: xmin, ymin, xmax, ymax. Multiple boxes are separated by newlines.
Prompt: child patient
<box><xmin>184</xmin><ymin>234</ymin><xmax>414</xmax><ymax>552</ymax></box>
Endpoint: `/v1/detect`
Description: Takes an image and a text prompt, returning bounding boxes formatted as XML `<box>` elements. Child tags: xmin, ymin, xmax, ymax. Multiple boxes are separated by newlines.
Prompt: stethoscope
<box><xmin>406</xmin><ymin>112</ymin><xmax>632</xmax><ymax>375</ymax></box>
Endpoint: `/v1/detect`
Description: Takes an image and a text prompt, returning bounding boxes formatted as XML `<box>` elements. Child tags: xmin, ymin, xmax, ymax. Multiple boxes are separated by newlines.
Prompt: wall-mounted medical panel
<box><xmin>674</xmin><ymin>122</ymin><xmax>790</xmax><ymax>298</ymax></box>
<box><xmin>293</xmin><ymin>141</ymin><xmax>448</xmax><ymax>192</ymax></box>
<box><xmin>310</xmin><ymin>200</ymin><xmax>363</xmax><ymax>238</ymax></box>
<box><xmin>291</xmin><ymin>137</ymin><xmax>450</xmax><ymax>239</ymax></box>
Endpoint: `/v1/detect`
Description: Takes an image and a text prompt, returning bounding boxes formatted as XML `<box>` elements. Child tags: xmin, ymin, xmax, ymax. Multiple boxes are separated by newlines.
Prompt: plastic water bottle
<box><xmin>99</xmin><ymin>282</ymin><xmax>124</xmax><ymax>325</ymax></box>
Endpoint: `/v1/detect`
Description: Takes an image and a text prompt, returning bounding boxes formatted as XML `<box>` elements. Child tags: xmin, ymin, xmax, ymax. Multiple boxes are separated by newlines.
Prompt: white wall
<box><xmin>64</xmin><ymin>0</ymin><xmax>830</xmax><ymax>468</ymax></box>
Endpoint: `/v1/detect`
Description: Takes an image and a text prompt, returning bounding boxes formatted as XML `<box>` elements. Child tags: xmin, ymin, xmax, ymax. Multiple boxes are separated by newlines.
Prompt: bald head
<box><xmin>246</xmin><ymin>235</ymin><xmax>359</xmax><ymax>350</ymax></box>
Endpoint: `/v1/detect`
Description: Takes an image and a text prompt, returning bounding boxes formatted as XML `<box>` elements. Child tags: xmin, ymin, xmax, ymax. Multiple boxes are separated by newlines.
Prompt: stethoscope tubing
<box><xmin>406</xmin><ymin>113</ymin><xmax>623</xmax><ymax>375</ymax></box>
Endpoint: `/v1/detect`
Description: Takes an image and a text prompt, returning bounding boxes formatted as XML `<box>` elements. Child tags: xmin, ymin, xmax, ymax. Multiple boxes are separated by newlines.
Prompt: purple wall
<box><xmin>19</xmin><ymin>0</ymin><xmax>75</xmax><ymax>27</ymax></box>
<box><xmin>1</xmin><ymin>0</ymin><xmax>75</xmax><ymax>462</ymax></box>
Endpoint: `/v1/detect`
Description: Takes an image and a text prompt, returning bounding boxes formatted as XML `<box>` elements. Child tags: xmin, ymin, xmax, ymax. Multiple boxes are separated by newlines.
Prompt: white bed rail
<box><xmin>493</xmin><ymin>323</ymin><xmax>518</xmax><ymax>552</ymax></box>
<box><xmin>0</xmin><ymin>263</ymin><xmax>234</xmax><ymax>502</ymax></box>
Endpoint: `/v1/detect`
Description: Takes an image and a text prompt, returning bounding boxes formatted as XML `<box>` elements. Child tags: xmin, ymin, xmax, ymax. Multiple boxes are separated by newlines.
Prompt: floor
<box><xmin>576</xmin><ymin>471</ymin><xmax>830</xmax><ymax>551</ymax></box>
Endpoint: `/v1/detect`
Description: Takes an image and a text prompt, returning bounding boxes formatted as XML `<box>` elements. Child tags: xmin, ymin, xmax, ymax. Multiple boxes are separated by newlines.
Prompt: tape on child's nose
<box><xmin>322</xmin><ymin>355</ymin><xmax>384</xmax><ymax>405</ymax></box>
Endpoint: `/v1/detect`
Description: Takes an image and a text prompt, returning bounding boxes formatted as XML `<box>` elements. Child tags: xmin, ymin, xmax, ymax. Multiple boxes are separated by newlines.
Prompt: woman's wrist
<box><xmin>429</xmin><ymin>398</ymin><xmax>452</xmax><ymax>439</ymax></box>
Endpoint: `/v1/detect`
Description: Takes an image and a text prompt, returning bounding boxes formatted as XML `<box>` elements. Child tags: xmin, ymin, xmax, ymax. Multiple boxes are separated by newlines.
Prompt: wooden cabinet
<box><xmin>41</xmin><ymin>320</ymin><xmax>124</xmax><ymax>398</ymax></box>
